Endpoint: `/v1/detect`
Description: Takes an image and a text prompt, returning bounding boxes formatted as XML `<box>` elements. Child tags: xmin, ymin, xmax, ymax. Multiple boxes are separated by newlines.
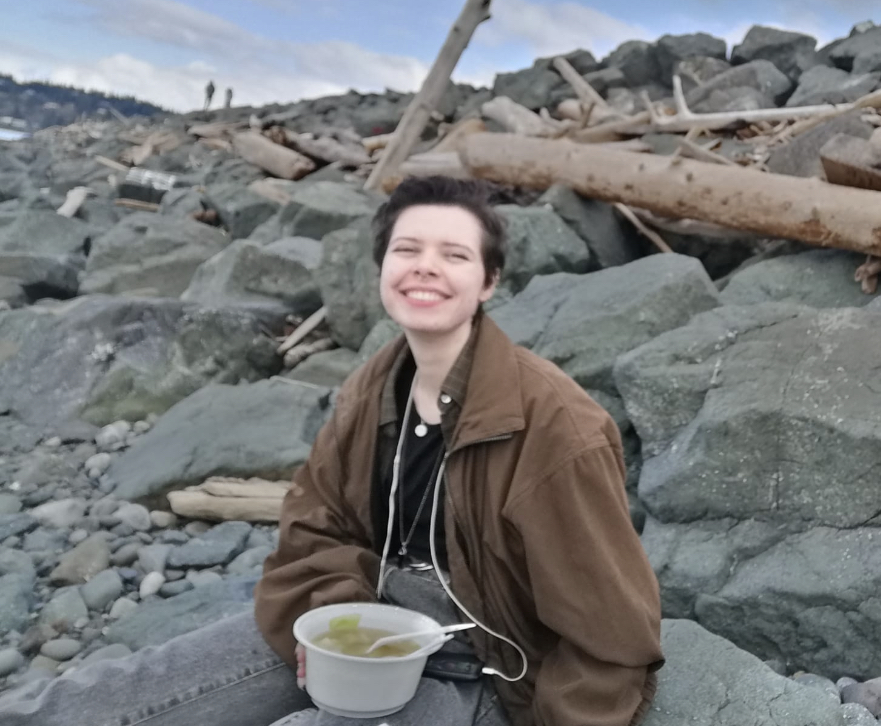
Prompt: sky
<box><xmin>0</xmin><ymin>0</ymin><xmax>877</xmax><ymax>113</ymax></box>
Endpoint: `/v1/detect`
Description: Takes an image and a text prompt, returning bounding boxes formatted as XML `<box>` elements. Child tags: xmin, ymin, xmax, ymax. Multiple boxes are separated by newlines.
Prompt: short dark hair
<box><xmin>371</xmin><ymin>176</ymin><xmax>506</xmax><ymax>287</ymax></box>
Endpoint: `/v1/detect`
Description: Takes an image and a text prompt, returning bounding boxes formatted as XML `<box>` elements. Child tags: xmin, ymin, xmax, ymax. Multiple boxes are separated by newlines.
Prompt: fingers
<box><xmin>296</xmin><ymin>643</ymin><xmax>306</xmax><ymax>690</ymax></box>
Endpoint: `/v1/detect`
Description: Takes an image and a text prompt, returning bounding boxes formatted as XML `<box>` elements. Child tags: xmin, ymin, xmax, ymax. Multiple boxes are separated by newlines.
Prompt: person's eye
<box><xmin>447</xmin><ymin>251</ymin><xmax>469</xmax><ymax>261</ymax></box>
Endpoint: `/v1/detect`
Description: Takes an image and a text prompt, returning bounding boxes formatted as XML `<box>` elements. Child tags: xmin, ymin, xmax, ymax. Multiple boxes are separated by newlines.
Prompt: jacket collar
<box><xmin>378</xmin><ymin>312</ymin><xmax>525</xmax><ymax>450</ymax></box>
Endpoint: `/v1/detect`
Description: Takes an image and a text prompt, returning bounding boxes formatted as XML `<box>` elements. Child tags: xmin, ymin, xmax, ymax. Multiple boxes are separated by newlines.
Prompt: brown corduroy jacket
<box><xmin>254</xmin><ymin>314</ymin><xmax>664</xmax><ymax>726</ymax></box>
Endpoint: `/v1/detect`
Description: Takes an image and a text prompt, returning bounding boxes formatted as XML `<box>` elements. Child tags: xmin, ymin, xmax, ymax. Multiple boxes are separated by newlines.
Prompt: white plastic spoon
<box><xmin>365</xmin><ymin>622</ymin><xmax>476</xmax><ymax>654</ymax></box>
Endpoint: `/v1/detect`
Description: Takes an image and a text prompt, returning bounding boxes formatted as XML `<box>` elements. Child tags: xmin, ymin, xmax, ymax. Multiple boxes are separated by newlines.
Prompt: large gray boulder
<box><xmin>495</xmin><ymin>205</ymin><xmax>591</xmax><ymax>292</ymax></box>
<box><xmin>80</xmin><ymin>213</ymin><xmax>232</xmax><ymax>297</ymax></box>
<box><xmin>767</xmin><ymin>111</ymin><xmax>874</xmax><ymax>178</ymax></box>
<box><xmin>181</xmin><ymin>237</ymin><xmax>322</xmax><ymax>316</ymax></box>
<box><xmin>107</xmin><ymin>378</ymin><xmax>332</xmax><ymax>500</ymax></box>
<box><xmin>537</xmin><ymin>185</ymin><xmax>644</xmax><ymax>270</ymax></box>
<box><xmin>785</xmin><ymin>66</ymin><xmax>880</xmax><ymax>107</ymax></box>
<box><xmin>0</xmin><ymin>211</ymin><xmax>93</xmax><ymax>298</ymax></box>
<box><xmin>315</xmin><ymin>219</ymin><xmax>386</xmax><ymax>350</ymax></box>
<box><xmin>491</xmin><ymin>65</ymin><xmax>567</xmax><ymax>111</ymax></box>
<box><xmin>674</xmin><ymin>56</ymin><xmax>732</xmax><ymax>94</ymax></box>
<box><xmin>655</xmin><ymin>33</ymin><xmax>727</xmax><ymax>86</ymax></box>
<box><xmin>731</xmin><ymin>25</ymin><xmax>820</xmax><ymax>81</ymax></box>
<box><xmin>0</xmin><ymin>295</ymin><xmax>280</xmax><ymax>432</ymax></box>
<box><xmin>720</xmin><ymin>249</ymin><xmax>877</xmax><ymax>308</ymax></box>
<box><xmin>491</xmin><ymin>253</ymin><xmax>721</xmax><ymax>395</ymax></box>
<box><xmin>686</xmin><ymin>60</ymin><xmax>793</xmax><ymax>109</ymax></box>
<box><xmin>603</xmin><ymin>41</ymin><xmax>660</xmax><ymax>87</ymax></box>
<box><xmin>249</xmin><ymin>181</ymin><xmax>381</xmax><ymax>244</ymax></box>
<box><xmin>690</xmin><ymin>87</ymin><xmax>776</xmax><ymax>114</ymax></box>
<box><xmin>644</xmin><ymin>620</ymin><xmax>846</xmax><ymax>726</ymax></box>
<box><xmin>616</xmin><ymin>304</ymin><xmax>881</xmax><ymax>526</ymax></box>
<box><xmin>106</xmin><ymin>575</ymin><xmax>257</xmax><ymax>651</ymax></box>
<box><xmin>829</xmin><ymin>26</ymin><xmax>881</xmax><ymax>72</ymax></box>
<box><xmin>204</xmin><ymin>184</ymin><xmax>280</xmax><ymax>240</ymax></box>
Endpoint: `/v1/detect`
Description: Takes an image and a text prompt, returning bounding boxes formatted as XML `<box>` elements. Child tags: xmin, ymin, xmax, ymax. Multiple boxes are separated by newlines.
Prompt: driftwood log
<box><xmin>167</xmin><ymin>477</ymin><xmax>290</xmax><ymax>523</ymax></box>
<box><xmin>232</xmin><ymin>131</ymin><xmax>316</xmax><ymax>180</ymax></box>
<box><xmin>364</xmin><ymin>0</ymin><xmax>492</xmax><ymax>190</ymax></box>
<box><xmin>461</xmin><ymin>132</ymin><xmax>881</xmax><ymax>255</ymax></box>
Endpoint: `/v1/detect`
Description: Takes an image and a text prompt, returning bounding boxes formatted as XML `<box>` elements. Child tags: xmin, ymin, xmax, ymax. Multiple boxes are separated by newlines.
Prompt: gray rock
<box><xmin>617</xmin><ymin>304</ymin><xmax>881</xmax><ymax>528</ymax></box>
<box><xmin>22</xmin><ymin>527</ymin><xmax>67</xmax><ymax>553</ymax></box>
<box><xmin>841</xmin><ymin>678</ymin><xmax>881</xmax><ymax>717</ymax></box>
<box><xmin>0</xmin><ymin>547</ymin><xmax>35</xmax><ymax>577</ymax></box>
<box><xmin>166</xmin><ymin>521</ymin><xmax>252</xmax><ymax>569</ymax></box>
<box><xmin>15</xmin><ymin>453</ymin><xmax>79</xmax><ymax>487</ymax></box>
<box><xmin>159</xmin><ymin>579</ymin><xmax>194</xmax><ymax>597</ymax></box>
<box><xmin>786</xmin><ymin>66</ymin><xmax>880</xmax><ymax>107</ymax></box>
<box><xmin>109</xmin><ymin>542</ymin><xmax>141</xmax><ymax>567</ymax></box>
<box><xmin>80</xmin><ymin>642</ymin><xmax>132</xmax><ymax>665</ymax></box>
<box><xmin>39</xmin><ymin>586</ymin><xmax>88</xmax><ymax>632</ymax></box>
<box><xmin>49</xmin><ymin>534</ymin><xmax>111</xmax><ymax>585</ymax></box>
<box><xmin>0</xmin><ymin>211</ymin><xmax>92</xmax><ymax>297</ymax></box>
<box><xmin>156</xmin><ymin>530</ymin><xmax>189</xmax><ymax>546</ymax></box>
<box><xmin>31</xmin><ymin>498</ymin><xmax>87</xmax><ymax>529</ymax></box>
<box><xmin>315</xmin><ymin>218</ymin><xmax>385</xmax><ymax>350</ymax></box>
<box><xmin>186</xmin><ymin>570</ymin><xmax>223</xmax><ymax>588</ymax></box>
<box><xmin>149</xmin><ymin>511</ymin><xmax>177</xmax><ymax>529</ymax></box>
<box><xmin>139</xmin><ymin>571</ymin><xmax>166</xmax><ymax>598</ymax></box>
<box><xmin>829</xmin><ymin>27</ymin><xmax>881</xmax><ymax>72</ymax></box>
<box><xmin>0</xmin><ymin>571</ymin><xmax>34</xmax><ymax>634</ymax></box>
<box><xmin>114</xmin><ymin>503</ymin><xmax>152</xmax><ymax>532</ymax></box>
<box><xmin>226</xmin><ymin>545</ymin><xmax>272</xmax><ymax>575</ymax></box>
<box><xmin>204</xmin><ymin>184</ymin><xmax>280</xmax><ymax>240</ymax></box>
<box><xmin>655</xmin><ymin>33</ymin><xmax>727</xmax><ymax>85</ymax></box>
<box><xmin>0</xmin><ymin>275</ymin><xmax>26</xmax><ymax>308</ymax></box>
<box><xmin>84</xmin><ymin>452</ymin><xmax>112</xmax><ymax>476</ymax></box>
<box><xmin>691</xmin><ymin>87</ymin><xmax>776</xmax><ymax>114</ymax></box>
<box><xmin>491</xmin><ymin>65</ymin><xmax>566</xmax><ymax>111</ymax></box>
<box><xmin>96</xmin><ymin>421</ymin><xmax>131</xmax><ymax>450</ymax></box>
<box><xmin>108</xmin><ymin>597</ymin><xmax>139</xmax><ymax>620</ymax></box>
<box><xmin>720</xmin><ymin>249</ymin><xmax>876</xmax><ymax>308</ymax></box>
<box><xmin>181</xmin><ymin>237</ymin><xmax>322</xmax><ymax>316</ymax></box>
<box><xmin>853</xmin><ymin>48</ymin><xmax>881</xmax><ymax>74</ymax></box>
<box><xmin>731</xmin><ymin>25</ymin><xmax>820</xmax><ymax>81</ymax></box>
<box><xmin>284</xmin><ymin>347</ymin><xmax>360</xmax><ymax>389</ymax></box>
<box><xmin>840</xmin><ymin>702</ymin><xmax>878</xmax><ymax>725</ymax></box>
<box><xmin>582</xmin><ymin>68</ymin><xmax>628</xmax><ymax>97</ymax></box>
<box><xmin>0</xmin><ymin>296</ymin><xmax>281</xmax><ymax>432</ymax></box>
<box><xmin>80</xmin><ymin>214</ymin><xmax>232</xmax><ymax>297</ymax></box>
<box><xmin>0</xmin><ymin>513</ymin><xmax>38</xmax><ymax>541</ymax></box>
<box><xmin>643</xmin><ymin>620</ymin><xmax>846</xmax><ymax>726</ymax></box>
<box><xmin>839</xmin><ymin>677</ymin><xmax>861</xmax><ymax>693</ymax></box>
<box><xmin>537</xmin><ymin>185</ymin><xmax>644</xmax><ymax>270</ymax></box>
<box><xmin>137</xmin><ymin>543</ymin><xmax>172</xmax><ymax>574</ymax></box>
<box><xmin>674</xmin><ymin>56</ymin><xmax>732</xmax><ymax>93</ymax></box>
<box><xmin>767</xmin><ymin>110</ymin><xmax>874</xmax><ymax>178</ymax></box>
<box><xmin>491</xmin><ymin>254</ymin><xmax>720</xmax><ymax>396</ymax></box>
<box><xmin>603</xmin><ymin>40</ymin><xmax>660</xmax><ymax>87</ymax></box>
<box><xmin>495</xmin><ymin>205</ymin><xmax>591</xmax><ymax>292</ymax></box>
<box><xmin>26</xmin><ymin>655</ymin><xmax>60</xmax><ymax>676</ymax></box>
<box><xmin>0</xmin><ymin>648</ymin><xmax>24</xmax><ymax>677</ymax></box>
<box><xmin>0</xmin><ymin>493</ymin><xmax>22</xmax><ymax>514</ymax></box>
<box><xmin>40</xmin><ymin>638</ymin><xmax>81</xmax><ymax>661</ymax></box>
<box><xmin>106</xmin><ymin>575</ymin><xmax>257</xmax><ymax>651</ymax></box>
<box><xmin>80</xmin><ymin>568</ymin><xmax>124</xmax><ymax>611</ymax></box>
<box><xmin>686</xmin><ymin>60</ymin><xmax>793</xmax><ymax>108</ymax></box>
<box><xmin>250</xmin><ymin>181</ymin><xmax>381</xmax><ymax>243</ymax></box>
<box><xmin>793</xmin><ymin>673</ymin><xmax>841</xmax><ymax>703</ymax></box>
<box><xmin>108</xmin><ymin>378</ymin><xmax>331</xmax><ymax>500</ymax></box>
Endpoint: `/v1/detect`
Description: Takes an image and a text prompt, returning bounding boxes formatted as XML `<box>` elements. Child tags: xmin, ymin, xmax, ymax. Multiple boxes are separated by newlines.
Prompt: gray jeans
<box><xmin>0</xmin><ymin>569</ymin><xmax>510</xmax><ymax>726</ymax></box>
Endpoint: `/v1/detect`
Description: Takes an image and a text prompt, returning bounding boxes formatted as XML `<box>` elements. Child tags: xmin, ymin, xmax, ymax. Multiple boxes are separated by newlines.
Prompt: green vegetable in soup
<box><xmin>328</xmin><ymin>614</ymin><xmax>362</xmax><ymax>631</ymax></box>
<box><xmin>313</xmin><ymin>626</ymin><xmax>420</xmax><ymax>658</ymax></box>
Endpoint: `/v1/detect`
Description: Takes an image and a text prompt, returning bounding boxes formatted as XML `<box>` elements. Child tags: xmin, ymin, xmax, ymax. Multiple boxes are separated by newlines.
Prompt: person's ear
<box><xmin>479</xmin><ymin>271</ymin><xmax>500</xmax><ymax>303</ymax></box>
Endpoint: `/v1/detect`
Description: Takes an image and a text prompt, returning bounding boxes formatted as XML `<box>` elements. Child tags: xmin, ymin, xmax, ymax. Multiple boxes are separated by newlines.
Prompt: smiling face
<box><xmin>379</xmin><ymin>204</ymin><xmax>497</xmax><ymax>341</ymax></box>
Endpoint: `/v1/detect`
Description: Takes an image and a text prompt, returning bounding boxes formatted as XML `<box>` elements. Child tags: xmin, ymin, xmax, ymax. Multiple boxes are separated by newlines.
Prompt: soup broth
<box><xmin>313</xmin><ymin>627</ymin><xmax>420</xmax><ymax>658</ymax></box>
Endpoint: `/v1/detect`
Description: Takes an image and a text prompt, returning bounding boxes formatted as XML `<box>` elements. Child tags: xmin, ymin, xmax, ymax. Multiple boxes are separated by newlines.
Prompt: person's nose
<box><xmin>413</xmin><ymin>248</ymin><xmax>440</xmax><ymax>277</ymax></box>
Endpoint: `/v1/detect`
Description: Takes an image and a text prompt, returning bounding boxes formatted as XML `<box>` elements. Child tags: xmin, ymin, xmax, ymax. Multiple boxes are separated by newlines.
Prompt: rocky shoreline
<box><xmin>2</xmin><ymin>20</ymin><xmax>881</xmax><ymax>725</ymax></box>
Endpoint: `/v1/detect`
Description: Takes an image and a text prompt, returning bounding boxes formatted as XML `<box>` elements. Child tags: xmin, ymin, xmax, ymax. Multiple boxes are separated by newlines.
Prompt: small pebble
<box><xmin>40</xmin><ymin>638</ymin><xmax>82</xmax><ymax>662</ymax></box>
<box><xmin>43</xmin><ymin>437</ymin><xmax>62</xmax><ymax>449</ymax></box>
<box><xmin>85</xmin><ymin>453</ymin><xmax>111</xmax><ymax>478</ymax></box>
<box><xmin>133</xmin><ymin>420</ymin><xmax>151</xmax><ymax>434</ymax></box>
<box><xmin>838</xmin><ymin>677</ymin><xmax>860</xmax><ymax>693</ymax></box>
<box><xmin>0</xmin><ymin>648</ymin><xmax>25</xmax><ymax>677</ymax></box>
<box><xmin>110</xmin><ymin>543</ymin><xmax>141</xmax><ymax>567</ymax></box>
<box><xmin>139</xmin><ymin>571</ymin><xmax>166</xmax><ymax>598</ymax></box>
<box><xmin>150</xmin><ymin>511</ymin><xmax>177</xmax><ymax>529</ymax></box>
<box><xmin>69</xmin><ymin>529</ymin><xmax>89</xmax><ymax>546</ymax></box>
<box><xmin>95</xmin><ymin>422</ymin><xmax>131</xmax><ymax>451</ymax></box>
<box><xmin>28</xmin><ymin>654</ymin><xmax>61</xmax><ymax>674</ymax></box>
<box><xmin>108</xmin><ymin>598</ymin><xmax>138</xmax><ymax>620</ymax></box>
<box><xmin>184</xmin><ymin>521</ymin><xmax>211</xmax><ymax>537</ymax></box>
<box><xmin>186</xmin><ymin>571</ymin><xmax>222</xmax><ymax>588</ymax></box>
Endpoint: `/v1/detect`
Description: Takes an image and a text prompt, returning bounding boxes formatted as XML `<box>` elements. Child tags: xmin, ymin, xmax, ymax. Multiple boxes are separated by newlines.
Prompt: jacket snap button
<box><xmin>440</xmin><ymin>394</ymin><xmax>452</xmax><ymax>405</ymax></box>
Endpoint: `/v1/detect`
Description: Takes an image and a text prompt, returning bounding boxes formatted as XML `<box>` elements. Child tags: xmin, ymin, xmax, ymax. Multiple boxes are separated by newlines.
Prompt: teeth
<box><xmin>406</xmin><ymin>291</ymin><xmax>443</xmax><ymax>301</ymax></box>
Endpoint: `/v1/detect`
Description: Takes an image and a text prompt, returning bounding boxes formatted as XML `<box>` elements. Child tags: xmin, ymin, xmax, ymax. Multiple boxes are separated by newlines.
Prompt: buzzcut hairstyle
<box><xmin>371</xmin><ymin>175</ymin><xmax>506</xmax><ymax>288</ymax></box>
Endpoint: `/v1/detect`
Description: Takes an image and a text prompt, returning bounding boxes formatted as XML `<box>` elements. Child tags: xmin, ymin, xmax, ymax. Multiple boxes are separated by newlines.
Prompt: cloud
<box><xmin>480</xmin><ymin>0</ymin><xmax>650</xmax><ymax>59</ymax></box>
<box><xmin>1</xmin><ymin>0</ymin><xmax>430</xmax><ymax>112</ymax></box>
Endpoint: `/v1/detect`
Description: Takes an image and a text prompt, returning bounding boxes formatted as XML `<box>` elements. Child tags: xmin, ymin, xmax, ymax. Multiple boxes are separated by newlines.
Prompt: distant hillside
<box><xmin>0</xmin><ymin>74</ymin><xmax>166</xmax><ymax>132</ymax></box>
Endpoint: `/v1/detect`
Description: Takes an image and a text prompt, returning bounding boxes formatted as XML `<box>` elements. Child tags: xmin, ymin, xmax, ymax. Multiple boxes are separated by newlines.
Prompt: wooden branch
<box><xmin>612</xmin><ymin>203</ymin><xmax>673</xmax><ymax>253</ymax></box>
<box><xmin>198</xmin><ymin>476</ymin><xmax>290</xmax><ymax>499</ymax></box>
<box><xmin>460</xmin><ymin>132</ymin><xmax>881</xmax><ymax>256</ymax></box>
<box><xmin>95</xmin><ymin>155</ymin><xmax>130</xmax><ymax>172</ymax></box>
<box><xmin>168</xmin><ymin>490</ymin><xmax>283</xmax><ymax>523</ymax></box>
<box><xmin>277</xmin><ymin>306</ymin><xmax>327</xmax><ymax>354</ymax></box>
<box><xmin>650</xmin><ymin>76</ymin><xmax>881</xmax><ymax>133</ymax></box>
<box><xmin>481</xmin><ymin>96</ymin><xmax>557</xmax><ymax>136</ymax></box>
<box><xmin>283</xmin><ymin>337</ymin><xmax>336</xmax><ymax>369</ymax></box>
<box><xmin>284</xmin><ymin>130</ymin><xmax>370</xmax><ymax>166</ymax></box>
<box><xmin>784</xmin><ymin>88</ymin><xmax>881</xmax><ymax>139</ymax></box>
<box><xmin>552</xmin><ymin>57</ymin><xmax>607</xmax><ymax>109</ymax></box>
<box><xmin>431</xmin><ymin>117</ymin><xmax>487</xmax><ymax>153</ymax></box>
<box><xmin>568</xmin><ymin>111</ymin><xmax>652</xmax><ymax>142</ymax></box>
<box><xmin>232</xmin><ymin>131</ymin><xmax>316</xmax><ymax>180</ymax></box>
<box><xmin>57</xmin><ymin>187</ymin><xmax>91</xmax><ymax>217</ymax></box>
<box><xmin>114</xmin><ymin>198</ymin><xmax>160</xmax><ymax>212</ymax></box>
<box><xmin>677</xmin><ymin>138</ymin><xmax>737</xmax><ymax>167</ymax></box>
<box><xmin>364</xmin><ymin>0</ymin><xmax>492</xmax><ymax>190</ymax></box>
<box><xmin>188</xmin><ymin>122</ymin><xmax>242</xmax><ymax>138</ymax></box>
<box><xmin>630</xmin><ymin>208</ymin><xmax>760</xmax><ymax>240</ymax></box>
<box><xmin>854</xmin><ymin>254</ymin><xmax>881</xmax><ymax>294</ymax></box>
<box><xmin>362</xmin><ymin>133</ymin><xmax>393</xmax><ymax>154</ymax></box>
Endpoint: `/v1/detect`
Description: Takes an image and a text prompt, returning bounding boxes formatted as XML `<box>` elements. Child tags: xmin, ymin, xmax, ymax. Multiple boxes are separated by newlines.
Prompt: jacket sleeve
<box><xmin>253</xmin><ymin>410</ymin><xmax>381</xmax><ymax>668</ymax></box>
<box><xmin>509</xmin><ymin>440</ymin><xmax>664</xmax><ymax>726</ymax></box>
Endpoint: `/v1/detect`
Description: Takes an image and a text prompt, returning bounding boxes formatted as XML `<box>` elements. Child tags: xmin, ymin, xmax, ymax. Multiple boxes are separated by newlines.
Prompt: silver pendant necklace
<box><xmin>414</xmin><ymin>418</ymin><xmax>428</xmax><ymax>437</ymax></box>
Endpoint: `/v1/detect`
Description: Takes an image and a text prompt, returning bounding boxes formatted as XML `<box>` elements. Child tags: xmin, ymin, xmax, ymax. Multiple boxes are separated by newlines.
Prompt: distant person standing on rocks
<box><xmin>225</xmin><ymin>87</ymin><xmax>233</xmax><ymax>108</ymax></box>
<box><xmin>204</xmin><ymin>80</ymin><xmax>215</xmax><ymax>111</ymax></box>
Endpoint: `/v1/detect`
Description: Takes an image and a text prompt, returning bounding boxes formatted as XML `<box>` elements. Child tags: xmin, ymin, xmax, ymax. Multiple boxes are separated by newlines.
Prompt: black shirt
<box><xmin>379</xmin><ymin>358</ymin><xmax>448</xmax><ymax>570</ymax></box>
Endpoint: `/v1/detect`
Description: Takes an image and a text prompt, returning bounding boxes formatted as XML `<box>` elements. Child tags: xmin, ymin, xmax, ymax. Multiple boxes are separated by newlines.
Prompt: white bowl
<box><xmin>293</xmin><ymin>602</ymin><xmax>446</xmax><ymax>719</ymax></box>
